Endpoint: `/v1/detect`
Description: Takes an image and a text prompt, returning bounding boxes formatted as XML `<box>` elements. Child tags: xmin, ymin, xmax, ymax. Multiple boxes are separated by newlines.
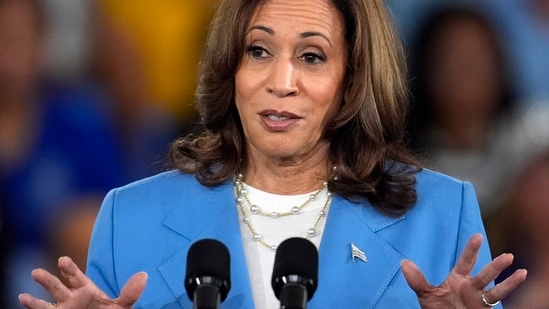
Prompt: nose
<box><xmin>267</xmin><ymin>57</ymin><xmax>299</xmax><ymax>97</ymax></box>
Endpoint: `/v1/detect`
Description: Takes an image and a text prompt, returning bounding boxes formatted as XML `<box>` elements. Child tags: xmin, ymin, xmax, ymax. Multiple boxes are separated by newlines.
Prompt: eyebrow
<box><xmin>247</xmin><ymin>25</ymin><xmax>333</xmax><ymax>46</ymax></box>
<box><xmin>301</xmin><ymin>31</ymin><xmax>332</xmax><ymax>47</ymax></box>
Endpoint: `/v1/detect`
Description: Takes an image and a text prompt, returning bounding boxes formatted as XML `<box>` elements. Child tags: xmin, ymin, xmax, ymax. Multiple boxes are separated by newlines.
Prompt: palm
<box><xmin>19</xmin><ymin>257</ymin><xmax>147</xmax><ymax>309</ymax></box>
<box><xmin>416</xmin><ymin>271</ymin><xmax>488</xmax><ymax>308</ymax></box>
<box><xmin>402</xmin><ymin>234</ymin><xmax>527</xmax><ymax>309</ymax></box>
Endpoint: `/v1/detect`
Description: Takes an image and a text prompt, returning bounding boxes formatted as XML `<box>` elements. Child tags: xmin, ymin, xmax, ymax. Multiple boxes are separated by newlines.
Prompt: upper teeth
<box><xmin>268</xmin><ymin>115</ymin><xmax>290</xmax><ymax>121</ymax></box>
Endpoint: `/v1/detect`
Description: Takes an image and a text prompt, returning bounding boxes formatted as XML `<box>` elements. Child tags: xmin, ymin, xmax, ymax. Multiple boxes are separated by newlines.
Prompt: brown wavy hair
<box><xmin>169</xmin><ymin>0</ymin><xmax>422</xmax><ymax>217</ymax></box>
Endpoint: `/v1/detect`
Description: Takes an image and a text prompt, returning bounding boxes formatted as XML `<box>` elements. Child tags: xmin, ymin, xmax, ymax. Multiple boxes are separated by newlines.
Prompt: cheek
<box><xmin>309</xmin><ymin>96</ymin><xmax>341</xmax><ymax>133</ymax></box>
<box><xmin>234</xmin><ymin>72</ymin><xmax>245</xmax><ymax>104</ymax></box>
<box><xmin>316</xmin><ymin>82</ymin><xmax>343</xmax><ymax>118</ymax></box>
<box><xmin>234</xmin><ymin>76</ymin><xmax>252</xmax><ymax>117</ymax></box>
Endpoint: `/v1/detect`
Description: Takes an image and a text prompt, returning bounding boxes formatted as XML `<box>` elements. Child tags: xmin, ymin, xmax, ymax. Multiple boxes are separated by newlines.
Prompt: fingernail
<box><xmin>137</xmin><ymin>271</ymin><xmax>148</xmax><ymax>277</ymax></box>
<box><xmin>58</xmin><ymin>256</ymin><xmax>71</xmax><ymax>263</ymax></box>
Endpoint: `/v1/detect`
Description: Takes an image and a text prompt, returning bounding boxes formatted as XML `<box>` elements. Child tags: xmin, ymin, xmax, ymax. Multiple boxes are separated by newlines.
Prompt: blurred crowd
<box><xmin>0</xmin><ymin>0</ymin><xmax>219</xmax><ymax>306</ymax></box>
<box><xmin>387</xmin><ymin>0</ymin><xmax>549</xmax><ymax>307</ymax></box>
<box><xmin>0</xmin><ymin>0</ymin><xmax>548</xmax><ymax>307</ymax></box>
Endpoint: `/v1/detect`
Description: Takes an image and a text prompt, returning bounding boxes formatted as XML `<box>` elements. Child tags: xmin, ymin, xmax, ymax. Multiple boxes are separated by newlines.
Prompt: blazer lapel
<box><xmin>159</xmin><ymin>182</ymin><xmax>255</xmax><ymax>309</ymax></box>
<box><xmin>311</xmin><ymin>196</ymin><xmax>405</xmax><ymax>308</ymax></box>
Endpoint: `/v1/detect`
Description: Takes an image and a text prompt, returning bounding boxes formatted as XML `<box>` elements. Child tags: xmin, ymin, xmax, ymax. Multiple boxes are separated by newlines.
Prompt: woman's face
<box><xmin>235</xmin><ymin>0</ymin><xmax>347</xmax><ymax>163</ymax></box>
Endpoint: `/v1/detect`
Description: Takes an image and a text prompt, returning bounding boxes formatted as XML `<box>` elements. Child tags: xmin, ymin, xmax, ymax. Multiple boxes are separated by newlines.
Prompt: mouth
<box><xmin>259</xmin><ymin>110</ymin><xmax>301</xmax><ymax>131</ymax></box>
<box><xmin>266</xmin><ymin>114</ymin><xmax>291</xmax><ymax>121</ymax></box>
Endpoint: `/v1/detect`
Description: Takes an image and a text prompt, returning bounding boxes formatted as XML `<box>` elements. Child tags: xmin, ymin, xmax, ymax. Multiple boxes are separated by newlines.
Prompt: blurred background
<box><xmin>0</xmin><ymin>0</ymin><xmax>547</xmax><ymax>307</ymax></box>
<box><xmin>389</xmin><ymin>1</ymin><xmax>549</xmax><ymax>307</ymax></box>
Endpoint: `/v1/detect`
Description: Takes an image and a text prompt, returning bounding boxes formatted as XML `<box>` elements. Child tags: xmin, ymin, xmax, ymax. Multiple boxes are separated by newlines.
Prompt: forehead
<box><xmin>248</xmin><ymin>0</ymin><xmax>344</xmax><ymax>37</ymax></box>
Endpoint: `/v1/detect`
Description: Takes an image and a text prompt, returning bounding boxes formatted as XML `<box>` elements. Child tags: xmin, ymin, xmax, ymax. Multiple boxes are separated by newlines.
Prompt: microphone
<box><xmin>185</xmin><ymin>239</ymin><xmax>231</xmax><ymax>309</ymax></box>
<box><xmin>271</xmin><ymin>238</ymin><xmax>319</xmax><ymax>309</ymax></box>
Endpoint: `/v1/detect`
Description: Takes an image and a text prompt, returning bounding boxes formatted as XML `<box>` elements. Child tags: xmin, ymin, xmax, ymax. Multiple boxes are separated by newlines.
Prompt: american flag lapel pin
<box><xmin>351</xmin><ymin>243</ymin><xmax>368</xmax><ymax>263</ymax></box>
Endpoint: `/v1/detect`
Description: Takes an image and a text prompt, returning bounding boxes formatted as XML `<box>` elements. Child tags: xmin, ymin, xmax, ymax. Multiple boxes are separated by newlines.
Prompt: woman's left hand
<box><xmin>401</xmin><ymin>234</ymin><xmax>527</xmax><ymax>308</ymax></box>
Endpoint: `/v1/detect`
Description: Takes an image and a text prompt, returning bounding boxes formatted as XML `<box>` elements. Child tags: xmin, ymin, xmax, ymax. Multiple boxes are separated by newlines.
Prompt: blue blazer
<box><xmin>86</xmin><ymin>168</ymin><xmax>499</xmax><ymax>308</ymax></box>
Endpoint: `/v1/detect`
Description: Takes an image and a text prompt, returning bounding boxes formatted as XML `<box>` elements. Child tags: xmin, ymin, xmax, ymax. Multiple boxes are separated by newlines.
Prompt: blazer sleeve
<box><xmin>457</xmin><ymin>181</ymin><xmax>498</xmax><ymax>289</ymax></box>
<box><xmin>85</xmin><ymin>188</ymin><xmax>121</xmax><ymax>298</ymax></box>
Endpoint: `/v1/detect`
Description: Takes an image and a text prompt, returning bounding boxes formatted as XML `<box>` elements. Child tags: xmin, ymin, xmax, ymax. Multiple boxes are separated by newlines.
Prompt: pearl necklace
<box><xmin>234</xmin><ymin>172</ymin><xmax>333</xmax><ymax>251</ymax></box>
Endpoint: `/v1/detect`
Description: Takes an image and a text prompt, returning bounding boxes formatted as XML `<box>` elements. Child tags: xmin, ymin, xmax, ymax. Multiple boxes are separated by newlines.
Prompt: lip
<box><xmin>259</xmin><ymin>110</ymin><xmax>302</xmax><ymax>132</ymax></box>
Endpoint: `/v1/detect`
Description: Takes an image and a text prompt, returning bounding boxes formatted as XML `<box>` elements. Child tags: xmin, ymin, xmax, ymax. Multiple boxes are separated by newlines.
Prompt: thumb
<box><xmin>401</xmin><ymin>259</ymin><xmax>432</xmax><ymax>297</ymax></box>
<box><xmin>116</xmin><ymin>271</ymin><xmax>148</xmax><ymax>306</ymax></box>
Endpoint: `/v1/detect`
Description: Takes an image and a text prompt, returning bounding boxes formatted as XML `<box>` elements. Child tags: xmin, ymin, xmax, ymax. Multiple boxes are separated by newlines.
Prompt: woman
<box><xmin>19</xmin><ymin>0</ymin><xmax>526</xmax><ymax>308</ymax></box>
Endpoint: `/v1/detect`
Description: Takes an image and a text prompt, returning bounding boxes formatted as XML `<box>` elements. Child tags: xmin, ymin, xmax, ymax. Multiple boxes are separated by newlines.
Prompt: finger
<box><xmin>115</xmin><ymin>272</ymin><xmax>148</xmax><ymax>306</ymax></box>
<box><xmin>18</xmin><ymin>293</ymin><xmax>57</xmax><ymax>309</ymax></box>
<box><xmin>470</xmin><ymin>253</ymin><xmax>514</xmax><ymax>290</ymax></box>
<box><xmin>57</xmin><ymin>256</ymin><xmax>93</xmax><ymax>289</ymax></box>
<box><xmin>453</xmin><ymin>234</ymin><xmax>482</xmax><ymax>276</ymax></box>
<box><xmin>485</xmin><ymin>268</ymin><xmax>528</xmax><ymax>302</ymax></box>
<box><xmin>401</xmin><ymin>259</ymin><xmax>433</xmax><ymax>297</ymax></box>
<box><xmin>30</xmin><ymin>268</ymin><xmax>72</xmax><ymax>302</ymax></box>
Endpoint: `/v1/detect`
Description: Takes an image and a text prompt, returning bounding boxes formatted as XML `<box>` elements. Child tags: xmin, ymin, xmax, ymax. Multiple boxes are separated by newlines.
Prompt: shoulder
<box><xmin>415</xmin><ymin>167</ymin><xmax>466</xmax><ymax>188</ymax></box>
<box><xmin>415</xmin><ymin>167</ymin><xmax>472</xmax><ymax>191</ymax></box>
<box><xmin>102</xmin><ymin>170</ymin><xmax>232</xmax><ymax>212</ymax></box>
<box><xmin>411</xmin><ymin>167</ymin><xmax>479</xmax><ymax>215</ymax></box>
<box><xmin>101</xmin><ymin>170</ymin><xmax>186</xmax><ymax>209</ymax></box>
<box><xmin>95</xmin><ymin>170</ymin><xmax>208</xmax><ymax>231</ymax></box>
<box><xmin>107</xmin><ymin>170</ymin><xmax>202</xmax><ymax>201</ymax></box>
<box><xmin>115</xmin><ymin>169</ymin><xmax>192</xmax><ymax>190</ymax></box>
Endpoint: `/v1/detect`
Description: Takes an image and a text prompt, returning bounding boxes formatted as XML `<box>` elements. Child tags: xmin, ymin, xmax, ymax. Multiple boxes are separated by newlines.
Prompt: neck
<box><xmin>242</xmin><ymin>151</ymin><xmax>332</xmax><ymax>195</ymax></box>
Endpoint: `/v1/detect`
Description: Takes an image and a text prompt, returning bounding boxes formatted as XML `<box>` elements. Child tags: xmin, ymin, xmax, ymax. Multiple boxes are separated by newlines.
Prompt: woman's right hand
<box><xmin>18</xmin><ymin>256</ymin><xmax>147</xmax><ymax>309</ymax></box>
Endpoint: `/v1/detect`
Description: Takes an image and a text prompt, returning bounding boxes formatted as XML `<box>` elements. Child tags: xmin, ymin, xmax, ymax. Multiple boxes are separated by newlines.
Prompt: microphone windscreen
<box><xmin>185</xmin><ymin>239</ymin><xmax>231</xmax><ymax>300</ymax></box>
<box><xmin>271</xmin><ymin>237</ymin><xmax>318</xmax><ymax>299</ymax></box>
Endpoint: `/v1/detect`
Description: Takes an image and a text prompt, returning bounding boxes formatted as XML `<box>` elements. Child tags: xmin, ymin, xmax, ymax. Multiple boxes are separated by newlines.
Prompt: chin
<box><xmin>252</xmin><ymin>136</ymin><xmax>319</xmax><ymax>159</ymax></box>
<box><xmin>258</xmin><ymin>145</ymin><xmax>300</xmax><ymax>159</ymax></box>
<box><xmin>265</xmin><ymin>149</ymin><xmax>297</xmax><ymax>159</ymax></box>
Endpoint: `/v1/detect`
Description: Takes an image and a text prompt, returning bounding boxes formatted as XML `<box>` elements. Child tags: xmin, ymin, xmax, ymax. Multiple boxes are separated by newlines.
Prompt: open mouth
<box><xmin>260</xmin><ymin>111</ymin><xmax>301</xmax><ymax>131</ymax></box>
<box><xmin>267</xmin><ymin>115</ymin><xmax>291</xmax><ymax>121</ymax></box>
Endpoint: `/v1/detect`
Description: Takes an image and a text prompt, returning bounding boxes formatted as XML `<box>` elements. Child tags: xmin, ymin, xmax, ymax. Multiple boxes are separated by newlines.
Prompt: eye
<box><xmin>246</xmin><ymin>45</ymin><xmax>270</xmax><ymax>59</ymax></box>
<box><xmin>300</xmin><ymin>52</ymin><xmax>326</xmax><ymax>65</ymax></box>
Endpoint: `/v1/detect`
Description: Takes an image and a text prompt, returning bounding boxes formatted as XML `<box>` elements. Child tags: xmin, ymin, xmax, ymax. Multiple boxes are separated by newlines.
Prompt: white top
<box><xmin>236</xmin><ymin>183</ymin><xmax>331</xmax><ymax>309</ymax></box>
